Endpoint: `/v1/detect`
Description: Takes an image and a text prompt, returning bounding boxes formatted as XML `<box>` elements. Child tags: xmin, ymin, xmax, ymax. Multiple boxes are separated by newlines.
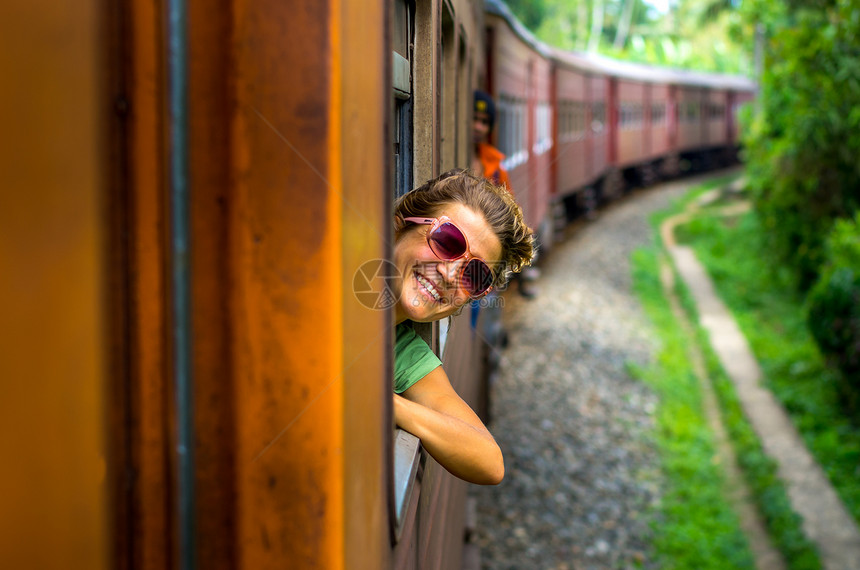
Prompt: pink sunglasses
<box><xmin>403</xmin><ymin>216</ymin><xmax>496</xmax><ymax>298</ymax></box>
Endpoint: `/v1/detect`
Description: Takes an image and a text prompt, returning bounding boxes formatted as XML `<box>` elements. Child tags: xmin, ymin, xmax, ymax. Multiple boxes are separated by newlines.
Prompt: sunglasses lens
<box><xmin>429</xmin><ymin>222</ymin><xmax>468</xmax><ymax>260</ymax></box>
<box><xmin>462</xmin><ymin>258</ymin><xmax>494</xmax><ymax>297</ymax></box>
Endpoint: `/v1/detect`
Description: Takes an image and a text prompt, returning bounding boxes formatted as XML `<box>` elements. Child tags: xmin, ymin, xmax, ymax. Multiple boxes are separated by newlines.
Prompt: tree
<box><xmin>741</xmin><ymin>0</ymin><xmax>860</xmax><ymax>289</ymax></box>
<box><xmin>588</xmin><ymin>0</ymin><xmax>606</xmax><ymax>51</ymax></box>
<box><xmin>506</xmin><ymin>0</ymin><xmax>748</xmax><ymax>73</ymax></box>
<box><xmin>505</xmin><ymin>0</ymin><xmax>549</xmax><ymax>30</ymax></box>
<box><xmin>613</xmin><ymin>0</ymin><xmax>638</xmax><ymax>49</ymax></box>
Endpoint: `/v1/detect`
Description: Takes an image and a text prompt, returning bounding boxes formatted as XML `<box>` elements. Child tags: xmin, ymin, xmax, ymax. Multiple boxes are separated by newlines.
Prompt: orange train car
<box><xmin>3</xmin><ymin>0</ymin><xmax>492</xmax><ymax>568</ymax></box>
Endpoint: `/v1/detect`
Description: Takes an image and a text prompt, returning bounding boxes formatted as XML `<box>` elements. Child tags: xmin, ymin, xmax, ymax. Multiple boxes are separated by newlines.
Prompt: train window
<box><xmin>683</xmin><ymin>101</ymin><xmax>699</xmax><ymax>123</ymax></box>
<box><xmin>558</xmin><ymin>102</ymin><xmax>567</xmax><ymax>141</ymax></box>
<box><xmin>577</xmin><ymin>102</ymin><xmax>587</xmax><ymax>139</ymax></box>
<box><xmin>651</xmin><ymin>102</ymin><xmax>666</xmax><ymax>126</ymax></box>
<box><xmin>592</xmin><ymin>102</ymin><xmax>605</xmax><ymax>133</ymax></box>
<box><xmin>393</xmin><ymin>0</ymin><xmax>414</xmax><ymax>198</ymax></box>
<box><xmin>533</xmin><ymin>102</ymin><xmax>552</xmax><ymax>155</ymax></box>
<box><xmin>620</xmin><ymin>102</ymin><xmax>632</xmax><ymax>130</ymax></box>
<box><xmin>391</xmin><ymin>0</ymin><xmax>420</xmax><ymax>545</ymax></box>
<box><xmin>498</xmin><ymin>94</ymin><xmax>528</xmax><ymax>170</ymax></box>
<box><xmin>558</xmin><ymin>100</ymin><xmax>586</xmax><ymax>142</ymax></box>
<box><xmin>576</xmin><ymin>102</ymin><xmax>590</xmax><ymax>139</ymax></box>
<box><xmin>620</xmin><ymin>102</ymin><xmax>643</xmax><ymax>130</ymax></box>
<box><xmin>393</xmin><ymin>0</ymin><xmax>409</xmax><ymax>59</ymax></box>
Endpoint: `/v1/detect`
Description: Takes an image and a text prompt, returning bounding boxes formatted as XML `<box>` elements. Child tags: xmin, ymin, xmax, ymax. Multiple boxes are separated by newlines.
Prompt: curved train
<box><xmin>2</xmin><ymin>0</ymin><xmax>754</xmax><ymax>569</ymax></box>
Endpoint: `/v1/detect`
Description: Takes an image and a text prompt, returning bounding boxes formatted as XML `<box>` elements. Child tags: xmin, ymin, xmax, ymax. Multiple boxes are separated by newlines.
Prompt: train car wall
<box><xmin>111</xmin><ymin>0</ymin><xmax>391</xmax><ymax>568</ymax></box>
<box><xmin>648</xmin><ymin>83</ymin><xmax>672</xmax><ymax>162</ymax></box>
<box><xmin>1</xmin><ymin>1</ymin><xmax>109</xmax><ymax>568</ymax></box>
<box><xmin>616</xmin><ymin>79</ymin><xmax>648</xmax><ymax>168</ymax></box>
<box><xmin>391</xmin><ymin>1</ymin><xmax>489</xmax><ymax>569</ymax></box>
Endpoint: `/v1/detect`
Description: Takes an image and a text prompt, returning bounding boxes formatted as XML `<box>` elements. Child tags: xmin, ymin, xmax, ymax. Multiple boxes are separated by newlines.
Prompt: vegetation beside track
<box><xmin>630</xmin><ymin>175</ymin><xmax>829</xmax><ymax>569</ymax></box>
<box><xmin>629</xmin><ymin>180</ymin><xmax>755</xmax><ymax>568</ymax></box>
<box><xmin>674</xmin><ymin>192</ymin><xmax>860</xmax><ymax>530</ymax></box>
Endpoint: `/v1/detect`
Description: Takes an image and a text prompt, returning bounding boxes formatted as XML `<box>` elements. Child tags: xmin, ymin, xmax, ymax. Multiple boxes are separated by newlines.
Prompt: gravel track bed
<box><xmin>470</xmin><ymin>178</ymin><xmax>702</xmax><ymax>570</ymax></box>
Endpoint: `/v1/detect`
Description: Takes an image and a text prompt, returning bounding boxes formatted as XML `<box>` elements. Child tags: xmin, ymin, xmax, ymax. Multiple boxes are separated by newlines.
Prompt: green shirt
<box><xmin>394</xmin><ymin>323</ymin><xmax>442</xmax><ymax>393</ymax></box>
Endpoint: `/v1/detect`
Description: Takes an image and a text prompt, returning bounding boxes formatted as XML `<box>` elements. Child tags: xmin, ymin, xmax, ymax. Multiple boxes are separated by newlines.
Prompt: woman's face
<box><xmin>394</xmin><ymin>202</ymin><xmax>502</xmax><ymax>324</ymax></box>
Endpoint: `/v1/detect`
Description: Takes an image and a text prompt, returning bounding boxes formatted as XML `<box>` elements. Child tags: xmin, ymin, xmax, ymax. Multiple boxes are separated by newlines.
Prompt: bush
<box><xmin>740</xmin><ymin>0</ymin><xmax>860</xmax><ymax>290</ymax></box>
<box><xmin>806</xmin><ymin>214</ymin><xmax>860</xmax><ymax>412</ymax></box>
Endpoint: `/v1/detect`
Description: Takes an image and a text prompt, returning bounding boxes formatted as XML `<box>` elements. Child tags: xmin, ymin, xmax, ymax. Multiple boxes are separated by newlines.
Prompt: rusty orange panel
<box><xmin>226</xmin><ymin>0</ymin><xmax>346</xmax><ymax>567</ymax></box>
<box><xmin>111</xmin><ymin>0</ymin><xmax>393</xmax><ymax>566</ymax></box>
<box><xmin>338</xmin><ymin>0</ymin><xmax>391</xmax><ymax>569</ymax></box>
<box><xmin>0</xmin><ymin>1</ymin><xmax>108</xmax><ymax>568</ymax></box>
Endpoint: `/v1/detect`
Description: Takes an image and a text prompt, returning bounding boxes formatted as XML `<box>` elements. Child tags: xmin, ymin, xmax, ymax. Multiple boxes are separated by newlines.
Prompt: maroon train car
<box><xmin>484</xmin><ymin>3</ymin><xmax>555</xmax><ymax>248</ymax></box>
<box><xmin>484</xmin><ymin>0</ymin><xmax>755</xmax><ymax>242</ymax></box>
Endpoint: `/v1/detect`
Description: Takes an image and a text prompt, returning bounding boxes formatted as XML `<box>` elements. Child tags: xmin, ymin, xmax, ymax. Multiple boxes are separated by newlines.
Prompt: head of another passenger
<box><xmin>393</xmin><ymin>170</ymin><xmax>534</xmax><ymax>324</ymax></box>
<box><xmin>473</xmin><ymin>90</ymin><xmax>496</xmax><ymax>145</ymax></box>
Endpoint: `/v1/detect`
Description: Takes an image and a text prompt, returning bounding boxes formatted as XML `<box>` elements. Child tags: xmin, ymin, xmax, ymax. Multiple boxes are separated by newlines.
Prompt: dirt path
<box><xmin>661</xmin><ymin>191</ymin><xmax>860</xmax><ymax>570</ymax></box>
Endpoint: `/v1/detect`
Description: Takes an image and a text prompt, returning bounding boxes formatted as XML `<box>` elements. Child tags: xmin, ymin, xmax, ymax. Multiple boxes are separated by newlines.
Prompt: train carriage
<box><xmin>3</xmin><ymin>1</ymin><xmax>757</xmax><ymax>569</ymax></box>
<box><xmin>548</xmin><ymin>49</ymin><xmax>615</xmax><ymax>218</ymax></box>
<box><xmin>484</xmin><ymin>0</ymin><xmax>554</xmax><ymax>246</ymax></box>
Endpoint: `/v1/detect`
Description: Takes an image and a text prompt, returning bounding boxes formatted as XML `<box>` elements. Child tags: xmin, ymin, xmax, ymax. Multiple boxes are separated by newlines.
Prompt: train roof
<box><xmin>484</xmin><ymin>0</ymin><xmax>757</xmax><ymax>92</ymax></box>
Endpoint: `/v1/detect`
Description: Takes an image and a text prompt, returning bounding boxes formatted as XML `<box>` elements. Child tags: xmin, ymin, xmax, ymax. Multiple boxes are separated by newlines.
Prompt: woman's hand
<box><xmin>394</xmin><ymin>367</ymin><xmax>504</xmax><ymax>485</ymax></box>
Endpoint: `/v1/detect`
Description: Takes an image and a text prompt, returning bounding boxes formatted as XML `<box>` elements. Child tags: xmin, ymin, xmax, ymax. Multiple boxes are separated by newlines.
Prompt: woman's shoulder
<box><xmin>394</xmin><ymin>322</ymin><xmax>441</xmax><ymax>393</ymax></box>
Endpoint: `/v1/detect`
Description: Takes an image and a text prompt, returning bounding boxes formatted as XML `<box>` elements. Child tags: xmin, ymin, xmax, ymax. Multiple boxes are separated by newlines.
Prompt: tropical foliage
<box><xmin>504</xmin><ymin>0</ymin><xmax>753</xmax><ymax>73</ymax></box>
<box><xmin>731</xmin><ymin>0</ymin><xmax>860</xmax><ymax>406</ymax></box>
<box><xmin>740</xmin><ymin>0</ymin><xmax>860</xmax><ymax>291</ymax></box>
<box><xmin>806</xmin><ymin>214</ymin><xmax>860</xmax><ymax>413</ymax></box>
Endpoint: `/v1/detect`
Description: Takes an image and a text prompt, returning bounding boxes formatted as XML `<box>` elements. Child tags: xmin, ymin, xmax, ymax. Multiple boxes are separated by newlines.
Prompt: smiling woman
<box><xmin>391</xmin><ymin>170</ymin><xmax>534</xmax><ymax>485</ymax></box>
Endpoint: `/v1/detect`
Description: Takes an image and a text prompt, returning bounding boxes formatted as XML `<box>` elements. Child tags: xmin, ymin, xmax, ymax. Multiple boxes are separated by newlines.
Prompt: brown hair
<box><xmin>394</xmin><ymin>170</ymin><xmax>534</xmax><ymax>286</ymax></box>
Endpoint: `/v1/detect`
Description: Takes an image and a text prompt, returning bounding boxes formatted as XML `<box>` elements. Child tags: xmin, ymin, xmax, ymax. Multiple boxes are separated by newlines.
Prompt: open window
<box><xmin>390</xmin><ymin>0</ymin><xmax>427</xmax><ymax>545</ymax></box>
<box><xmin>393</xmin><ymin>0</ymin><xmax>414</xmax><ymax>198</ymax></box>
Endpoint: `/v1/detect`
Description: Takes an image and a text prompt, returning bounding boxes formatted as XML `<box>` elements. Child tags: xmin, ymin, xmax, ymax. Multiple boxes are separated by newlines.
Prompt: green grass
<box><xmin>676</xmin><ymin>206</ymin><xmax>860</xmax><ymax>528</ymax></box>
<box><xmin>668</xmin><ymin>242</ymin><xmax>822</xmax><ymax>569</ymax></box>
<box><xmin>629</xmin><ymin>246</ymin><xmax>755</xmax><ymax>570</ymax></box>
<box><xmin>626</xmin><ymin>172</ymin><xmax>836</xmax><ymax>569</ymax></box>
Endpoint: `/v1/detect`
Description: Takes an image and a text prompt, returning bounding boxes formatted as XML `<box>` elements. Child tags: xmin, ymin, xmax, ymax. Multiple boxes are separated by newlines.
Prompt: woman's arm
<box><xmin>394</xmin><ymin>366</ymin><xmax>504</xmax><ymax>485</ymax></box>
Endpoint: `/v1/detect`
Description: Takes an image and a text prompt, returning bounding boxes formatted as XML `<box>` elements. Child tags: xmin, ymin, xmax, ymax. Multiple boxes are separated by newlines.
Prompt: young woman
<box><xmin>391</xmin><ymin>170</ymin><xmax>534</xmax><ymax>485</ymax></box>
